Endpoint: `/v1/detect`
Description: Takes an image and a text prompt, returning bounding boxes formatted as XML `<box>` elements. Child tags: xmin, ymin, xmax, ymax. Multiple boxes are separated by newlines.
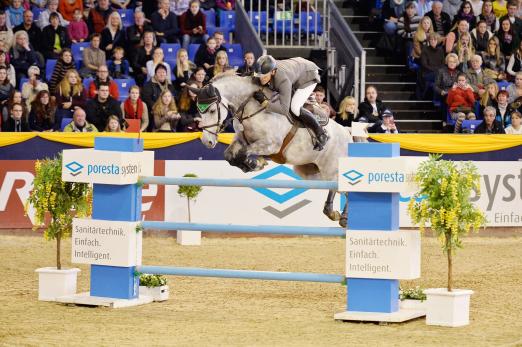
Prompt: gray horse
<box><xmin>188</xmin><ymin>72</ymin><xmax>353</xmax><ymax>226</ymax></box>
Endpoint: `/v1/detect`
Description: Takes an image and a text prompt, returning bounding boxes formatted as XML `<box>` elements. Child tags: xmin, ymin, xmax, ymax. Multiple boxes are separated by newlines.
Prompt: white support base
<box><xmin>334</xmin><ymin>308</ymin><xmax>425</xmax><ymax>323</ymax></box>
<box><xmin>176</xmin><ymin>230</ymin><xmax>201</xmax><ymax>245</ymax></box>
<box><xmin>56</xmin><ymin>292</ymin><xmax>153</xmax><ymax>308</ymax></box>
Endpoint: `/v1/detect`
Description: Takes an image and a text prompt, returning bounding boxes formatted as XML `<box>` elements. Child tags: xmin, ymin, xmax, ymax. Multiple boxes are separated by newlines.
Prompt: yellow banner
<box><xmin>0</xmin><ymin>133</ymin><xmax>37</xmax><ymax>146</ymax></box>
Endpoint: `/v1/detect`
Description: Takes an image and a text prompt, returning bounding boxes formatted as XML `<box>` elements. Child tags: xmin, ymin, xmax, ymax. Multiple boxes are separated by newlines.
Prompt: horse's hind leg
<box><xmin>339</xmin><ymin>192</ymin><xmax>348</xmax><ymax>228</ymax></box>
<box><xmin>323</xmin><ymin>190</ymin><xmax>341</xmax><ymax>221</ymax></box>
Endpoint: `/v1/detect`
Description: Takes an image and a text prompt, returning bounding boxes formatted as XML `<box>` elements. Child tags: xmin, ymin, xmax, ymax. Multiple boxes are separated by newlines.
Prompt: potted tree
<box><xmin>408</xmin><ymin>154</ymin><xmax>486</xmax><ymax>327</ymax></box>
<box><xmin>399</xmin><ymin>286</ymin><xmax>427</xmax><ymax>311</ymax></box>
<box><xmin>27</xmin><ymin>154</ymin><xmax>92</xmax><ymax>301</ymax></box>
<box><xmin>138</xmin><ymin>273</ymin><xmax>169</xmax><ymax>301</ymax></box>
<box><xmin>176</xmin><ymin>173</ymin><xmax>203</xmax><ymax>245</ymax></box>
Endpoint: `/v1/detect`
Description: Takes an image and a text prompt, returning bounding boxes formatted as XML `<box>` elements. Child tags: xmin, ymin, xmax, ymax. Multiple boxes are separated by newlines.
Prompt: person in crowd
<box><xmin>397</xmin><ymin>2</ymin><xmax>422</xmax><ymax>56</ymax></box>
<box><xmin>496</xmin><ymin>17</ymin><xmax>519</xmax><ymax>59</ymax></box>
<box><xmin>100</xmin><ymin>11</ymin><xmax>125</xmax><ymax>59</ymax></box>
<box><xmin>142</xmin><ymin>0</ymin><xmax>159</xmax><ymax>18</ymax></box>
<box><xmin>481</xmin><ymin>37</ymin><xmax>507</xmax><ymax>78</ymax></box>
<box><xmin>87</xmin><ymin>0</ymin><xmax>113</xmax><ymax>34</ymax></box>
<box><xmin>443</xmin><ymin>0</ymin><xmax>461</xmax><ymax>18</ymax></box>
<box><xmin>412</xmin><ymin>16</ymin><xmax>434</xmax><ymax>62</ymax></box>
<box><xmin>21</xmin><ymin>65</ymin><xmax>48</xmax><ymax>110</ymax></box>
<box><xmin>415</xmin><ymin>0</ymin><xmax>433</xmax><ymax>18</ymax></box>
<box><xmin>170</xmin><ymin>0</ymin><xmax>191</xmax><ymax>16</ymax></box>
<box><xmin>121</xmin><ymin>84</ymin><xmax>149</xmax><ymax>132</ymax></box>
<box><xmin>475</xmin><ymin>105</ymin><xmax>506</xmax><ymax>132</ymax></box>
<box><xmin>435</xmin><ymin>52</ymin><xmax>461</xmax><ymax>100</ymax></box>
<box><xmin>2</xmin><ymin>102</ymin><xmax>29</xmax><ymax>131</ymax></box>
<box><xmin>63</xmin><ymin>106</ymin><xmax>98</xmax><ymax>132</ymax></box>
<box><xmin>85</xmin><ymin>82</ymin><xmax>122</xmax><ymax>131</ymax></box>
<box><xmin>88</xmin><ymin>64</ymin><xmax>119</xmax><ymax>99</ymax></box>
<box><xmin>110</xmin><ymin>0</ymin><xmax>133</xmax><ymax>9</ymax></box>
<box><xmin>199</xmin><ymin>0</ymin><xmax>216</xmax><ymax>10</ymax></box>
<box><xmin>28</xmin><ymin>90</ymin><xmax>55</xmax><ymax>131</ymax></box>
<box><xmin>480</xmin><ymin>81</ymin><xmax>499</xmax><ymax>112</ymax></box>
<box><xmin>152</xmin><ymin>89</ymin><xmax>180</xmax><ymax>131</ymax></box>
<box><xmin>367</xmin><ymin>110</ymin><xmax>399</xmax><ymax>133</ymax></box>
<box><xmin>31</xmin><ymin>0</ymin><xmax>48</xmax><ymax>10</ymax></box>
<box><xmin>131</xmin><ymin>30</ymin><xmax>157</xmax><ymax>86</ymax></box>
<box><xmin>313</xmin><ymin>85</ymin><xmax>336</xmax><ymax>119</ymax></box>
<box><xmin>508</xmin><ymin>71</ymin><xmax>522</xmax><ymax>102</ymax></box>
<box><xmin>426</xmin><ymin>1</ymin><xmax>452</xmax><ymax>37</ymax></box>
<box><xmin>55</xmin><ymin>69</ymin><xmax>85</xmax><ymax>122</ymax></box>
<box><xmin>471</xmin><ymin>20</ymin><xmax>494</xmax><ymax>54</ymax></box>
<box><xmin>446</xmin><ymin>73</ymin><xmax>477</xmax><ymax>132</ymax></box>
<box><xmin>213</xmin><ymin>31</ymin><xmax>226</xmax><ymax>52</ymax></box>
<box><xmin>455</xmin><ymin>32</ymin><xmax>475</xmax><ymax>72</ymax></box>
<box><xmin>59</xmin><ymin>0</ymin><xmax>83</xmax><ymax>22</ymax></box>
<box><xmin>446</xmin><ymin>19</ymin><xmax>469</xmax><ymax>54</ymax></box>
<box><xmin>195</xmin><ymin>36</ymin><xmax>217</xmax><ymax>71</ymax></box>
<box><xmin>104</xmin><ymin>114</ymin><xmax>123</xmax><ymax>131</ymax></box>
<box><xmin>190</xmin><ymin>66</ymin><xmax>206</xmax><ymax>87</ymax></box>
<box><xmin>467</xmin><ymin>54</ymin><xmax>495</xmax><ymax>96</ymax></box>
<box><xmin>126</xmin><ymin>10</ymin><xmax>153</xmax><ymax>53</ymax></box>
<box><xmin>238</xmin><ymin>51</ymin><xmax>255</xmax><ymax>76</ymax></box>
<box><xmin>180</xmin><ymin>0</ymin><xmax>209</xmax><ymax>50</ymax></box>
<box><xmin>0</xmin><ymin>50</ymin><xmax>15</xmax><ymax>87</ymax></box>
<box><xmin>210</xmin><ymin>50</ymin><xmax>230</xmax><ymax>78</ymax></box>
<box><xmin>500</xmin><ymin>1</ymin><xmax>522</xmax><ymax>33</ymax></box>
<box><xmin>67</xmin><ymin>8</ymin><xmax>88</xmax><ymax>43</ymax></box>
<box><xmin>79</xmin><ymin>33</ymin><xmax>106</xmax><ymax>78</ymax></box>
<box><xmin>420</xmin><ymin>32</ymin><xmax>445</xmax><ymax>98</ymax></box>
<box><xmin>0</xmin><ymin>66</ymin><xmax>14</xmax><ymax>108</ymax></box>
<box><xmin>173</xmin><ymin>48</ymin><xmax>195</xmax><ymax>93</ymax></box>
<box><xmin>10</xmin><ymin>31</ymin><xmax>39</xmax><ymax>84</ymax></box>
<box><xmin>146</xmin><ymin>47</ymin><xmax>172</xmax><ymax>82</ymax></box>
<box><xmin>0</xmin><ymin>11</ymin><xmax>13</xmax><ymax>52</ymax></box>
<box><xmin>493</xmin><ymin>0</ymin><xmax>508</xmax><ymax>17</ymax></box>
<box><xmin>506</xmin><ymin>40</ymin><xmax>522</xmax><ymax>77</ymax></box>
<box><xmin>335</xmin><ymin>95</ymin><xmax>356</xmax><ymax>127</ymax></box>
<box><xmin>495</xmin><ymin>89</ymin><xmax>515</xmax><ymax>126</ymax></box>
<box><xmin>177</xmin><ymin>82</ymin><xmax>200</xmax><ymax>131</ymax></box>
<box><xmin>108</xmin><ymin>46</ymin><xmax>130</xmax><ymax>79</ymax></box>
<box><xmin>7</xmin><ymin>0</ymin><xmax>26</xmax><ymax>28</ymax></box>
<box><xmin>356</xmin><ymin>85</ymin><xmax>389</xmax><ymax>123</ymax></box>
<box><xmin>505</xmin><ymin>110</ymin><xmax>522</xmax><ymax>133</ymax></box>
<box><xmin>216</xmin><ymin>0</ymin><xmax>234</xmax><ymax>10</ymax></box>
<box><xmin>13</xmin><ymin>10</ymin><xmax>41</xmax><ymax>52</ymax></box>
<box><xmin>479</xmin><ymin>0</ymin><xmax>499</xmax><ymax>32</ymax></box>
<box><xmin>469</xmin><ymin>0</ymin><xmax>484</xmax><ymax>15</ymax></box>
<box><xmin>2</xmin><ymin>89</ymin><xmax>25</xmax><ymax>123</ymax></box>
<box><xmin>141</xmin><ymin>64</ymin><xmax>175</xmax><ymax>121</ymax></box>
<box><xmin>151</xmin><ymin>0</ymin><xmax>180</xmax><ymax>44</ymax></box>
<box><xmin>41</xmin><ymin>12</ymin><xmax>71</xmax><ymax>59</ymax></box>
<box><xmin>451</xmin><ymin>1</ymin><xmax>477</xmax><ymax>30</ymax></box>
<box><xmin>49</xmin><ymin>48</ymin><xmax>75</xmax><ymax>94</ymax></box>
<box><xmin>38</xmin><ymin>0</ymin><xmax>68</xmax><ymax>29</ymax></box>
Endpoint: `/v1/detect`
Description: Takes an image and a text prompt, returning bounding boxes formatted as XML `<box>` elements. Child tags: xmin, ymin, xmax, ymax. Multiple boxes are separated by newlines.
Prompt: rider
<box><xmin>252</xmin><ymin>55</ymin><xmax>329</xmax><ymax>151</ymax></box>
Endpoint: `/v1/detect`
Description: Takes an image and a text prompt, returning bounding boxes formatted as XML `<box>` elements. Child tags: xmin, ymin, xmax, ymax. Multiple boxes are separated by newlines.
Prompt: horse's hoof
<box><xmin>324</xmin><ymin>210</ymin><xmax>341</xmax><ymax>221</ymax></box>
<box><xmin>339</xmin><ymin>217</ymin><xmax>347</xmax><ymax>228</ymax></box>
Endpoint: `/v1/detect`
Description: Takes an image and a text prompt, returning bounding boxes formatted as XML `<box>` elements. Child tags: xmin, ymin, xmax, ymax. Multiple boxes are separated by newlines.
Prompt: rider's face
<box><xmin>259</xmin><ymin>72</ymin><xmax>272</xmax><ymax>85</ymax></box>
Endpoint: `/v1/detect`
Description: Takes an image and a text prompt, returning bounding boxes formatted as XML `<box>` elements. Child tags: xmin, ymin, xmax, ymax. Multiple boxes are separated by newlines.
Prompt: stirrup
<box><xmin>313</xmin><ymin>133</ymin><xmax>328</xmax><ymax>151</ymax></box>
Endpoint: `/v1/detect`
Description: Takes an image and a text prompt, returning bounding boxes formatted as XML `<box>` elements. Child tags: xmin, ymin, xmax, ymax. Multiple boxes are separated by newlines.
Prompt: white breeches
<box><xmin>290</xmin><ymin>83</ymin><xmax>317</xmax><ymax>116</ymax></box>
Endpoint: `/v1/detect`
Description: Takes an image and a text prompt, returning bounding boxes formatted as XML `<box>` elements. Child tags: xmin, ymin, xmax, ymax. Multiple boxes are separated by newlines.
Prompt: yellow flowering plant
<box><xmin>26</xmin><ymin>154</ymin><xmax>92</xmax><ymax>270</ymax></box>
<box><xmin>408</xmin><ymin>154</ymin><xmax>486</xmax><ymax>292</ymax></box>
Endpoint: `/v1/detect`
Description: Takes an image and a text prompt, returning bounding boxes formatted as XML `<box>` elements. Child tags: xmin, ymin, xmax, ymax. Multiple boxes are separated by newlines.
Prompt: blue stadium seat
<box><xmin>160</xmin><ymin>43</ymin><xmax>181</xmax><ymax>66</ymax></box>
<box><xmin>203</xmin><ymin>9</ymin><xmax>216</xmax><ymax>29</ymax></box>
<box><xmin>462</xmin><ymin>120</ymin><xmax>483</xmax><ymax>132</ymax></box>
<box><xmin>71</xmin><ymin>42</ymin><xmax>91</xmax><ymax>63</ymax></box>
<box><xmin>32</xmin><ymin>7</ymin><xmax>44</xmax><ymax>20</ymax></box>
<box><xmin>188</xmin><ymin>44</ymin><xmax>200</xmax><ymax>62</ymax></box>
<box><xmin>248</xmin><ymin>11</ymin><xmax>271</xmax><ymax>33</ymax></box>
<box><xmin>207</xmin><ymin>26</ymin><xmax>230</xmax><ymax>39</ymax></box>
<box><xmin>224</xmin><ymin>43</ymin><xmax>243</xmax><ymax>69</ymax></box>
<box><xmin>61</xmin><ymin>117</ymin><xmax>72</xmax><ymax>131</ymax></box>
<box><xmin>46</xmin><ymin>59</ymin><xmax>57</xmax><ymax>82</ymax></box>
<box><xmin>497</xmin><ymin>80</ymin><xmax>511</xmax><ymax>90</ymax></box>
<box><xmin>114</xmin><ymin>78</ymin><xmax>136</xmax><ymax>101</ymax></box>
<box><xmin>298</xmin><ymin>12</ymin><xmax>323</xmax><ymax>35</ymax></box>
<box><xmin>19</xmin><ymin>77</ymin><xmax>28</xmax><ymax>91</ymax></box>
<box><xmin>274</xmin><ymin>11</ymin><xmax>294</xmax><ymax>34</ymax></box>
<box><xmin>219</xmin><ymin>10</ymin><xmax>236</xmax><ymax>31</ymax></box>
<box><xmin>82</xmin><ymin>77</ymin><xmax>93</xmax><ymax>92</ymax></box>
<box><xmin>118</xmin><ymin>9</ymin><xmax>134</xmax><ymax>27</ymax></box>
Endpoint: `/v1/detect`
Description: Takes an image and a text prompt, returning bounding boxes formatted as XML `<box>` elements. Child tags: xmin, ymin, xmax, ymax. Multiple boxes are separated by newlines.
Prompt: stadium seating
<box><xmin>60</xmin><ymin>117</ymin><xmax>72</xmax><ymax>131</ymax></box>
<box><xmin>71</xmin><ymin>42</ymin><xmax>91</xmax><ymax>64</ymax></box>
<box><xmin>203</xmin><ymin>9</ymin><xmax>216</xmax><ymax>30</ymax></box>
<box><xmin>219</xmin><ymin>10</ymin><xmax>236</xmax><ymax>31</ymax></box>
<box><xmin>19</xmin><ymin>78</ymin><xmax>28</xmax><ymax>91</ymax></box>
<box><xmin>224</xmin><ymin>43</ymin><xmax>243</xmax><ymax>68</ymax></box>
<box><xmin>248</xmin><ymin>11</ymin><xmax>271</xmax><ymax>34</ymax></box>
<box><xmin>45</xmin><ymin>59</ymin><xmax>57</xmax><ymax>82</ymax></box>
<box><xmin>160</xmin><ymin>43</ymin><xmax>181</xmax><ymax>66</ymax></box>
<box><xmin>273</xmin><ymin>11</ymin><xmax>294</xmax><ymax>34</ymax></box>
<box><xmin>298</xmin><ymin>12</ymin><xmax>323</xmax><ymax>35</ymax></box>
<box><xmin>188</xmin><ymin>44</ymin><xmax>200</xmax><ymax>62</ymax></box>
<box><xmin>82</xmin><ymin>77</ymin><xmax>93</xmax><ymax>92</ymax></box>
<box><xmin>118</xmin><ymin>9</ymin><xmax>134</xmax><ymax>27</ymax></box>
<box><xmin>114</xmin><ymin>78</ymin><xmax>136</xmax><ymax>101</ymax></box>
<box><xmin>497</xmin><ymin>80</ymin><xmax>511</xmax><ymax>91</ymax></box>
<box><xmin>462</xmin><ymin>120</ymin><xmax>483</xmax><ymax>132</ymax></box>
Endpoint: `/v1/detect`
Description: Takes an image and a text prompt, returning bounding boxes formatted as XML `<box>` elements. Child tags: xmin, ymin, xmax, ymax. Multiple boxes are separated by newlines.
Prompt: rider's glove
<box><xmin>253</xmin><ymin>91</ymin><xmax>268</xmax><ymax>106</ymax></box>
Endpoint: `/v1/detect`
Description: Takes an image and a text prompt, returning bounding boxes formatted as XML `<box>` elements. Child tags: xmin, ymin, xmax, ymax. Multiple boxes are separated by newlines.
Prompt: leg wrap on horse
<box><xmin>299</xmin><ymin>107</ymin><xmax>329</xmax><ymax>151</ymax></box>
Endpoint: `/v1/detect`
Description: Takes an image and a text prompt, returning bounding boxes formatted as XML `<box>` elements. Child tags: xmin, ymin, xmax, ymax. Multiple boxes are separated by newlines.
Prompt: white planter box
<box><xmin>177</xmin><ymin>230</ymin><xmax>201</xmax><ymax>246</ymax></box>
<box><xmin>35</xmin><ymin>267</ymin><xmax>81</xmax><ymax>301</ymax></box>
<box><xmin>425</xmin><ymin>288</ymin><xmax>473</xmax><ymax>327</ymax></box>
<box><xmin>400</xmin><ymin>299</ymin><xmax>427</xmax><ymax>311</ymax></box>
<box><xmin>139</xmin><ymin>285</ymin><xmax>169</xmax><ymax>302</ymax></box>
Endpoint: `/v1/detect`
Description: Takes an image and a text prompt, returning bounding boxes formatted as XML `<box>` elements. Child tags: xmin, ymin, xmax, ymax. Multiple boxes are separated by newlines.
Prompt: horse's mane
<box><xmin>210</xmin><ymin>70</ymin><xmax>251</xmax><ymax>84</ymax></box>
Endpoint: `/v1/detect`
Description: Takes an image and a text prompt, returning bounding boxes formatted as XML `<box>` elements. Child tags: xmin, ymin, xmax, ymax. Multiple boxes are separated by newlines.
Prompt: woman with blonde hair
<box><xmin>55</xmin><ymin>69</ymin><xmax>85</xmax><ymax>121</ymax></box>
<box><xmin>152</xmin><ymin>90</ymin><xmax>180</xmax><ymax>132</ymax></box>
<box><xmin>173</xmin><ymin>48</ymin><xmax>196</xmax><ymax>93</ymax></box>
<box><xmin>335</xmin><ymin>96</ymin><xmax>357</xmax><ymax>127</ymax></box>
<box><xmin>100</xmin><ymin>11</ymin><xmax>125</xmax><ymax>58</ymax></box>
<box><xmin>481</xmin><ymin>36</ymin><xmax>506</xmax><ymax>79</ymax></box>
<box><xmin>480</xmin><ymin>81</ymin><xmax>498</xmax><ymax>112</ymax></box>
<box><xmin>211</xmin><ymin>50</ymin><xmax>230</xmax><ymax>79</ymax></box>
<box><xmin>412</xmin><ymin>16</ymin><xmax>434</xmax><ymax>60</ymax></box>
<box><xmin>454</xmin><ymin>31</ymin><xmax>475</xmax><ymax>71</ymax></box>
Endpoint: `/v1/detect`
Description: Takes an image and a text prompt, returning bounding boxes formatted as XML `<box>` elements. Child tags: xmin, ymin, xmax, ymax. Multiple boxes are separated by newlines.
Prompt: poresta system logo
<box><xmin>65</xmin><ymin>161</ymin><xmax>139</xmax><ymax>177</ymax></box>
<box><xmin>342</xmin><ymin>169</ymin><xmax>406</xmax><ymax>185</ymax></box>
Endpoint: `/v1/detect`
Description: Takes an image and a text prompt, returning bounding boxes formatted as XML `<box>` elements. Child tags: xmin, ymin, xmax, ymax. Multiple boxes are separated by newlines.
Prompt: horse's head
<box><xmin>188</xmin><ymin>83</ymin><xmax>229</xmax><ymax>149</ymax></box>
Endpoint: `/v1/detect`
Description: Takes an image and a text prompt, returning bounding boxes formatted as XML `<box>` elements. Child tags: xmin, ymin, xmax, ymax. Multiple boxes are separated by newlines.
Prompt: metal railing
<box><xmin>235</xmin><ymin>1</ymin><xmax>267</xmax><ymax>57</ymax></box>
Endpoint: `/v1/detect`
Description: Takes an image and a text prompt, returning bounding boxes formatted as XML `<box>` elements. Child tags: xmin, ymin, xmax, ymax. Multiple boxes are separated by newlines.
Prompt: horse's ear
<box><xmin>186</xmin><ymin>85</ymin><xmax>201</xmax><ymax>96</ymax></box>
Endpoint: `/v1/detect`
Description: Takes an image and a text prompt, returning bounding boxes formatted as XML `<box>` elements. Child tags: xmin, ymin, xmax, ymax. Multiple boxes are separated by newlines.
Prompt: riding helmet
<box><xmin>254</xmin><ymin>55</ymin><xmax>277</xmax><ymax>76</ymax></box>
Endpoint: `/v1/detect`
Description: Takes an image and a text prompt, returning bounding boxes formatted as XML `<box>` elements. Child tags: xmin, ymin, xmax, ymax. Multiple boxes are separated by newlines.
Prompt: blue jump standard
<box><xmin>346</xmin><ymin>143</ymin><xmax>400</xmax><ymax>313</ymax></box>
<box><xmin>90</xmin><ymin>137</ymin><xmax>144</xmax><ymax>299</ymax></box>
<box><xmin>139</xmin><ymin>176</ymin><xmax>338</xmax><ymax>190</ymax></box>
<box><xmin>142</xmin><ymin>221</ymin><xmax>345</xmax><ymax>237</ymax></box>
<box><xmin>137</xmin><ymin>266</ymin><xmax>345</xmax><ymax>283</ymax></box>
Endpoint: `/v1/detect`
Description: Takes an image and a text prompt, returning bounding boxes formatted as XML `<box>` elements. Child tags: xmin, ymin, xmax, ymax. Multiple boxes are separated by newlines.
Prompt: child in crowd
<box><xmin>67</xmin><ymin>8</ymin><xmax>89</xmax><ymax>43</ymax></box>
<box><xmin>104</xmin><ymin>114</ymin><xmax>123</xmax><ymax>132</ymax></box>
<box><xmin>505</xmin><ymin>111</ymin><xmax>522</xmax><ymax>134</ymax></box>
<box><xmin>108</xmin><ymin>46</ymin><xmax>130</xmax><ymax>79</ymax></box>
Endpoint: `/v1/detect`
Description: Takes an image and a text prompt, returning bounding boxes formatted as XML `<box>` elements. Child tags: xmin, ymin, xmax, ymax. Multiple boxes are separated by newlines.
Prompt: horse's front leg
<box><xmin>243</xmin><ymin>138</ymin><xmax>282</xmax><ymax>171</ymax></box>
<box><xmin>323</xmin><ymin>190</ymin><xmax>341</xmax><ymax>221</ymax></box>
<box><xmin>340</xmin><ymin>192</ymin><xmax>348</xmax><ymax>228</ymax></box>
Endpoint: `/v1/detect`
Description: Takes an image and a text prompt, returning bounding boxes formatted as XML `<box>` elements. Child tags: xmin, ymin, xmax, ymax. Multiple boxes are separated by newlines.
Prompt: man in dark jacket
<box><xmin>13</xmin><ymin>10</ymin><xmax>41</xmax><ymax>51</ymax></box>
<box><xmin>141</xmin><ymin>64</ymin><xmax>175</xmax><ymax>130</ymax></box>
<box><xmin>85</xmin><ymin>82</ymin><xmax>122</xmax><ymax>131</ymax></box>
<box><xmin>151</xmin><ymin>0</ymin><xmax>180</xmax><ymax>43</ymax></box>
<box><xmin>180</xmin><ymin>0</ymin><xmax>209</xmax><ymax>50</ymax></box>
<box><xmin>87</xmin><ymin>0</ymin><xmax>113</xmax><ymax>34</ymax></box>
<box><xmin>475</xmin><ymin>106</ymin><xmax>506</xmax><ymax>133</ymax></box>
<box><xmin>2</xmin><ymin>103</ymin><xmax>30</xmax><ymax>132</ymax></box>
<box><xmin>126</xmin><ymin>10</ymin><xmax>153</xmax><ymax>53</ymax></box>
<box><xmin>500</xmin><ymin>2</ymin><xmax>522</xmax><ymax>37</ymax></box>
<box><xmin>41</xmin><ymin>12</ymin><xmax>71</xmax><ymax>59</ymax></box>
<box><xmin>356</xmin><ymin>85</ymin><xmax>389</xmax><ymax>123</ymax></box>
<box><xmin>426</xmin><ymin>1</ymin><xmax>452</xmax><ymax>37</ymax></box>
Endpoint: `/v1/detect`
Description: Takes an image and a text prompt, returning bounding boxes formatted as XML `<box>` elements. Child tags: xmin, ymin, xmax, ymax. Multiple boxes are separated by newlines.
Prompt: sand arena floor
<box><xmin>1</xmin><ymin>233</ymin><xmax>521</xmax><ymax>347</ymax></box>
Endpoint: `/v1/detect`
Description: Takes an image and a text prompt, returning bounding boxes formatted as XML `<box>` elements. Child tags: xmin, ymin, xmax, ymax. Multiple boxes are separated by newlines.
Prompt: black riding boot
<box><xmin>299</xmin><ymin>107</ymin><xmax>328</xmax><ymax>151</ymax></box>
